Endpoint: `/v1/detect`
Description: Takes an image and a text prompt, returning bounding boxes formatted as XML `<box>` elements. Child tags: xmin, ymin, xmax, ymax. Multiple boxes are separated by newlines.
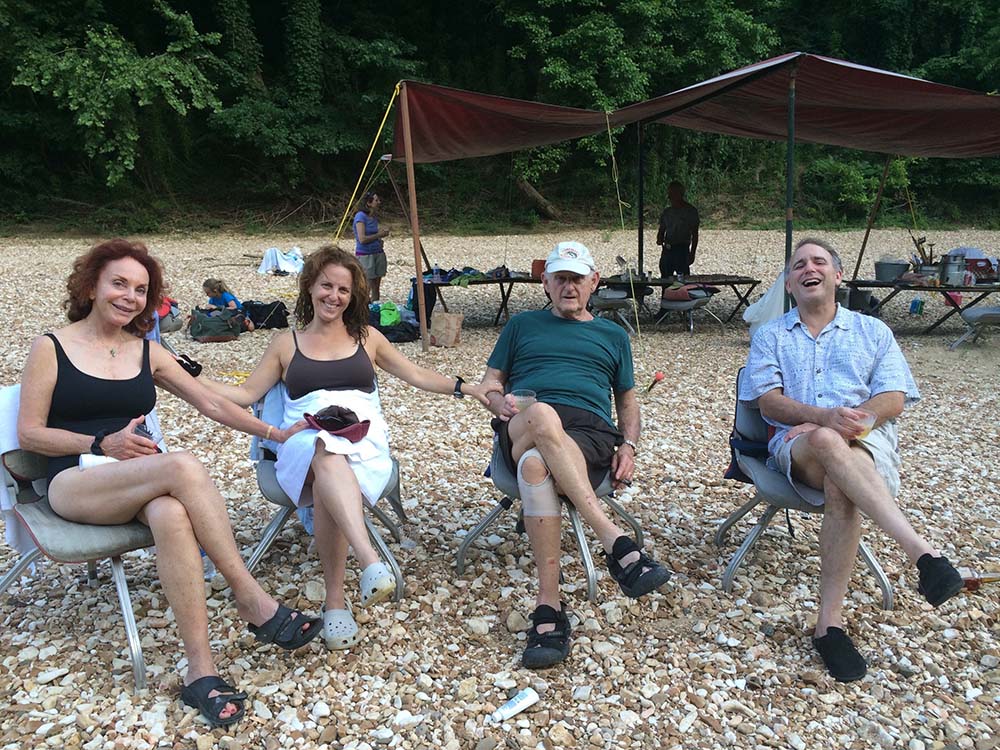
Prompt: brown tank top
<box><xmin>284</xmin><ymin>330</ymin><xmax>376</xmax><ymax>400</ymax></box>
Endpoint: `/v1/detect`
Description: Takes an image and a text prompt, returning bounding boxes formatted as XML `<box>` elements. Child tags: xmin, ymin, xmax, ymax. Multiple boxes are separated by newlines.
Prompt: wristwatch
<box><xmin>91</xmin><ymin>429</ymin><xmax>111</xmax><ymax>456</ymax></box>
<box><xmin>453</xmin><ymin>376</ymin><xmax>465</xmax><ymax>399</ymax></box>
<box><xmin>622</xmin><ymin>439</ymin><xmax>638</xmax><ymax>455</ymax></box>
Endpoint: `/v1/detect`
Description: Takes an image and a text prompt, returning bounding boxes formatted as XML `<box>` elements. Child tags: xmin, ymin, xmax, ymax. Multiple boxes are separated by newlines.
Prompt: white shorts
<box><xmin>769</xmin><ymin>421</ymin><xmax>902</xmax><ymax>506</ymax></box>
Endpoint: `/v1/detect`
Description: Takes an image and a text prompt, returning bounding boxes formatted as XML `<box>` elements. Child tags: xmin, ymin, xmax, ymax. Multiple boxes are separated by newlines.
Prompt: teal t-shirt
<box><xmin>486</xmin><ymin>310</ymin><xmax>635</xmax><ymax>426</ymax></box>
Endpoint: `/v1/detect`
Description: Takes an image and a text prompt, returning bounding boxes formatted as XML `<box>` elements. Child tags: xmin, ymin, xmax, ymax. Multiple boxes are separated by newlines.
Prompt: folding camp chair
<box><xmin>590</xmin><ymin>290</ymin><xmax>638</xmax><ymax>335</ymax></box>
<box><xmin>455</xmin><ymin>435</ymin><xmax>645</xmax><ymax>602</ymax></box>
<box><xmin>718</xmin><ymin>369</ymin><xmax>894</xmax><ymax>609</ymax></box>
<box><xmin>246</xmin><ymin>384</ymin><xmax>407</xmax><ymax>601</ymax></box>
<box><xmin>655</xmin><ymin>294</ymin><xmax>724</xmax><ymax>332</ymax></box>
<box><xmin>0</xmin><ymin>448</ymin><xmax>155</xmax><ymax>692</ymax></box>
<box><xmin>949</xmin><ymin>306</ymin><xmax>1000</xmax><ymax>349</ymax></box>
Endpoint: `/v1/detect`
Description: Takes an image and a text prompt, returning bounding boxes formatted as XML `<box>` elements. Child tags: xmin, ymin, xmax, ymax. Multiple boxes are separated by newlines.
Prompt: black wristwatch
<box><xmin>91</xmin><ymin>429</ymin><xmax>111</xmax><ymax>456</ymax></box>
<box><xmin>453</xmin><ymin>376</ymin><xmax>465</xmax><ymax>399</ymax></box>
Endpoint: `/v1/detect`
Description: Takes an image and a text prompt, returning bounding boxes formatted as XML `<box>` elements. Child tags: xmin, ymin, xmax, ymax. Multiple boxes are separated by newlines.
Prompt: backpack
<box><xmin>189</xmin><ymin>308</ymin><xmax>241</xmax><ymax>343</ymax></box>
<box><xmin>243</xmin><ymin>300</ymin><xmax>290</xmax><ymax>329</ymax></box>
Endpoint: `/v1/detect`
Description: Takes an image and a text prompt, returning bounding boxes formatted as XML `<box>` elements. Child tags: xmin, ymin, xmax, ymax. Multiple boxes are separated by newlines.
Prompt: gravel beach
<box><xmin>1</xmin><ymin>229</ymin><xmax>997</xmax><ymax>750</ymax></box>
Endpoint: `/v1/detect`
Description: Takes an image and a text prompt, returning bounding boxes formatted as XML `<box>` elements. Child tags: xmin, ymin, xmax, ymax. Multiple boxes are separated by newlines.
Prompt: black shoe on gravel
<box><xmin>605</xmin><ymin>536</ymin><xmax>672</xmax><ymax>598</ymax></box>
<box><xmin>917</xmin><ymin>553</ymin><xmax>964</xmax><ymax>607</ymax></box>
<box><xmin>522</xmin><ymin>603</ymin><xmax>571</xmax><ymax>670</ymax></box>
<box><xmin>813</xmin><ymin>627</ymin><xmax>867</xmax><ymax>683</ymax></box>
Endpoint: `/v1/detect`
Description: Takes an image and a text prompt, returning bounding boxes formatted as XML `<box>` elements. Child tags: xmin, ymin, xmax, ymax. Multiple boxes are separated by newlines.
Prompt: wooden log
<box><xmin>516</xmin><ymin>177</ymin><xmax>561</xmax><ymax>220</ymax></box>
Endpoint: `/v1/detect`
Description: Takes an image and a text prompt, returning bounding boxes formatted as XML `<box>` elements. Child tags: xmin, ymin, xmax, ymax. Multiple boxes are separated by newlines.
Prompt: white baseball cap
<box><xmin>545</xmin><ymin>241</ymin><xmax>596</xmax><ymax>276</ymax></box>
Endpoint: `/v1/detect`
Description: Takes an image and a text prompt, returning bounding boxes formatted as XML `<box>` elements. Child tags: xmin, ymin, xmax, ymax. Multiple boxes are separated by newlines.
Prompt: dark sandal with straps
<box><xmin>181</xmin><ymin>675</ymin><xmax>248</xmax><ymax>727</ymax></box>
<box><xmin>248</xmin><ymin>603</ymin><xmax>322</xmax><ymax>651</ymax></box>
<box><xmin>522</xmin><ymin>603</ymin><xmax>572</xmax><ymax>669</ymax></box>
<box><xmin>605</xmin><ymin>536</ymin><xmax>672</xmax><ymax>598</ymax></box>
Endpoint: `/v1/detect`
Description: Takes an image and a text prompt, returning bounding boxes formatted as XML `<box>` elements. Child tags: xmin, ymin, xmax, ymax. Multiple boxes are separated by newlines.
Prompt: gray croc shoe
<box><xmin>323</xmin><ymin>605</ymin><xmax>360</xmax><ymax>650</ymax></box>
<box><xmin>359</xmin><ymin>561</ymin><xmax>395</xmax><ymax>608</ymax></box>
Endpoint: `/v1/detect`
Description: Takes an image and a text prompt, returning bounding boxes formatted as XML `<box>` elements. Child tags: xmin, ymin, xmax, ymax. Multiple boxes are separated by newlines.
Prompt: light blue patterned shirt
<box><xmin>740</xmin><ymin>304</ymin><xmax>919</xmax><ymax>457</ymax></box>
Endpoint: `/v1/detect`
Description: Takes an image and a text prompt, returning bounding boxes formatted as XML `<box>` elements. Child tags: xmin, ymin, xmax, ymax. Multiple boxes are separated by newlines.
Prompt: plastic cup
<box><xmin>510</xmin><ymin>389</ymin><xmax>537</xmax><ymax>411</ymax></box>
<box><xmin>855</xmin><ymin>410</ymin><xmax>877</xmax><ymax>439</ymax></box>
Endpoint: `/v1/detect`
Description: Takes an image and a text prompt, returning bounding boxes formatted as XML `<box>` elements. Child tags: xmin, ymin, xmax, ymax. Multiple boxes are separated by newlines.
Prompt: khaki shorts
<box><xmin>770</xmin><ymin>421</ymin><xmax>902</xmax><ymax>505</ymax></box>
<box><xmin>357</xmin><ymin>252</ymin><xmax>387</xmax><ymax>279</ymax></box>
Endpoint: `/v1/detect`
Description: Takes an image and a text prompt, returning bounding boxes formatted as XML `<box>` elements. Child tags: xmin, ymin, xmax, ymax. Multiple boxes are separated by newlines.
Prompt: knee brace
<box><xmin>517</xmin><ymin>448</ymin><xmax>561</xmax><ymax>517</ymax></box>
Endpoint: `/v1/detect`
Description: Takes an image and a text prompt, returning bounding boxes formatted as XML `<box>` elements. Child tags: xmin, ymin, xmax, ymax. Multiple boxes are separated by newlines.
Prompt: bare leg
<box><xmin>520</xmin><ymin>455</ymin><xmax>563</xmax><ymax>634</ymax></box>
<box><xmin>312</xmin><ymin>496</ymin><xmax>350</xmax><ymax>610</ymax></box>
<box><xmin>310</xmin><ymin>448</ymin><xmax>380</xmax><ymax>569</ymax></box>
<box><xmin>814</xmin><ymin>479</ymin><xmax>862</xmax><ymax>637</ymax></box>
<box><xmin>370</xmin><ymin>276</ymin><xmax>382</xmax><ymax>302</ymax></box>
<box><xmin>790</xmin><ymin>429</ymin><xmax>935</xmax><ymax>563</ymax></box>
<box><xmin>136</xmin><ymin>496</ymin><xmax>238</xmax><ymax>720</ymax></box>
<box><xmin>507</xmin><ymin>403</ymin><xmax>623</xmax><ymax>550</ymax></box>
<box><xmin>48</xmin><ymin>451</ymin><xmax>302</xmax><ymax>629</ymax></box>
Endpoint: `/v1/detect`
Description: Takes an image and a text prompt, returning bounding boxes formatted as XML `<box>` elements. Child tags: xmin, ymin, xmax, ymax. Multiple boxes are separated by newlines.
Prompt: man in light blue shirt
<box><xmin>741</xmin><ymin>237</ymin><xmax>964</xmax><ymax>683</ymax></box>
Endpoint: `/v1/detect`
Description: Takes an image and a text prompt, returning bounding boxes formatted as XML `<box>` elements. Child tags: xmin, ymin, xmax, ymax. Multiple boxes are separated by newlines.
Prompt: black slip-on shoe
<box><xmin>917</xmin><ymin>554</ymin><xmax>965</xmax><ymax>607</ymax></box>
<box><xmin>813</xmin><ymin>626</ymin><xmax>867</xmax><ymax>683</ymax></box>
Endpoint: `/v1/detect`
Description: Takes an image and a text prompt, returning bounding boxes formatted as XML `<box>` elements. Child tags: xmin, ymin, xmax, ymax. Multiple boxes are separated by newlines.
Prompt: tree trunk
<box><xmin>516</xmin><ymin>177</ymin><xmax>561</xmax><ymax>220</ymax></box>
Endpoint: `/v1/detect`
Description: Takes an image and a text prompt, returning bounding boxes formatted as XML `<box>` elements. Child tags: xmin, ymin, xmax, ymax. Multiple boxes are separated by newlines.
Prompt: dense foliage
<box><xmin>1</xmin><ymin>0</ymin><xmax>997</xmax><ymax>230</ymax></box>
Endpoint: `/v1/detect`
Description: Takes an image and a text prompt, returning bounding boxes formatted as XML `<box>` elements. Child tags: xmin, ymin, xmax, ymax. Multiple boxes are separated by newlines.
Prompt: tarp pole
<box><xmin>783</xmin><ymin>64</ymin><xmax>797</xmax><ymax>312</ymax></box>
<box><xmin>398</xmin><ymin>82</ymin><xmax>430</xmax><ymax>351</ymax></box>
<box><xmin>852</xmin><ymin>155</ymin><xmax>893</xmax><ymax>281</ymax></box>
<box><xmin>384</xmin><ymin>159</ymin><xmax>449</xmax><ymax>312</ymax></box>
<box><xmin>637</xmin><ymin>123</ymin><xmax>645</xmax><ymax>275</ymax></box>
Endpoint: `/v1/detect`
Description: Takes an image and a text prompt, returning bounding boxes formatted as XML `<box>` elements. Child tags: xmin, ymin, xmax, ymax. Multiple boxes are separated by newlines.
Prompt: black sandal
<box><xmin>522</xmin><ymin>603</ymin><xmax>571</xmax><ymax>669</ymax></box>
<box><xmin>605</xmin><ymin>536</ymin><xmax>672</xmax><ymax>598</ymax></box>
<box><xmin>248</xmin><ymin>603</ymin><xmax>322</xmax><ymax>651</ymax></box>
<box><xmin>181</xmin><ymin>675</ymin><xmax>248</xmax><ymax>727</ymax></box>
<box><xmin>813</xmin><ymin>627</ymin><xmax>867</xmax><ymax>682</ymax></box>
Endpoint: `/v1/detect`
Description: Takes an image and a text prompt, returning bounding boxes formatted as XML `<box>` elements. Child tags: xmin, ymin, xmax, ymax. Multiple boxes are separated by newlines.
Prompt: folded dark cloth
<box><xmin>303</xmin><ymin>405</ymin><xmax>370</xmax><ymax>443</ymax></box>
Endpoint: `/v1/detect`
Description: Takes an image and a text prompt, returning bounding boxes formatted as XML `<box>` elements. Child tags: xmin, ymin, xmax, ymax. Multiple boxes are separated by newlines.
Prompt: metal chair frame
<box><xmin>717</xmin><ymin>369</ymin><xmax>894</xmax><ymax>610</ymax></box>
<box><xmin>456</xmin><ymin>438</ymin><xmax>645</xmax><ymax>603</ymax></box>
<box><xmin>247</xmin><ymin>387</ymin><xmax>407</xmax><ymax>601</ymax></box>
<box><xmin>0</xmin><ymin>450</ymin><xmax>153</xmax><ymax>692</ymax></box>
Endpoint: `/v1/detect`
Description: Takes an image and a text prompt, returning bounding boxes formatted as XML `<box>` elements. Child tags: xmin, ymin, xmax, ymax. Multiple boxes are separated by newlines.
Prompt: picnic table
<box><xmin>424</xmin><ymin>272</ymin><xmax>762</xmax><ymax>326</ymax></box>
<box><xmin>423</xmin><ymin>275</ymin><xmax>541</xmax><ymax>325</ymax></box>
<box><xmin>844</xmin><ymin>278</ymin><xmax>1000</xmax><ymax>333</ymax></box>
<box><xmin>602</xmin><ymin>274</ymin><xmax>761</xmax><ymax>323</ymax></box>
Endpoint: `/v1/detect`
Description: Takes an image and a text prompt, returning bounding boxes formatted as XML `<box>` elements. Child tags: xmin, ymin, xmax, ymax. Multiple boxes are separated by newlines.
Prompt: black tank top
<box><xmin>44</xmin><ymin>333</ymin><xmax>156</xmax><ymax>482</ymax></box>
<box><xmin>284</xmin><ymin>331</ymin><xmax>376</xmax><ymax>400</ymax></box>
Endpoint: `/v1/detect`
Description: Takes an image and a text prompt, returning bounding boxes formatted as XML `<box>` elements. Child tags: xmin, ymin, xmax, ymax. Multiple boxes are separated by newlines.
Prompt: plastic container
<box><xmin>488</xmin><ymin>687</ymin><xmax>539</xmax><ymax>723</ymax></box>
<box><xmin>874</xmin><ymin>261</ymin><xmax>909</xmax><ymax>281</ymax></box>
<box><xmin>940</xmin><ymin>255</ymin><xmax>967</xmax><ymax>285</ymax></box>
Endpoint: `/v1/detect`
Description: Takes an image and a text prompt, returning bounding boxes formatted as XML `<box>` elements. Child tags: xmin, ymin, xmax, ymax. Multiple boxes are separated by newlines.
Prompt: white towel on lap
<box><xmin>275</xmin><ymin>387</ymin><xmax>392</xmax><ymax>507</ymax></box>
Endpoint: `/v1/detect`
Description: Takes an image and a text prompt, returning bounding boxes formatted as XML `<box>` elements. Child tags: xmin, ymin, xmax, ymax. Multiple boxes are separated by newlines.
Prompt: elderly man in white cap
<box><xmin>478</xmin><ymin>241</ymin><xmax>671</xmax><ymax>669</ymax></box>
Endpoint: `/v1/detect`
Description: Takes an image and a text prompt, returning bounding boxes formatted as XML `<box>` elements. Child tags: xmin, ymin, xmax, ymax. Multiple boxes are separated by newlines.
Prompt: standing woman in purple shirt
<box><xmin>353</xmin><ymin>191</ymin><xmax>390</xmax><ymax>301</ymax></box>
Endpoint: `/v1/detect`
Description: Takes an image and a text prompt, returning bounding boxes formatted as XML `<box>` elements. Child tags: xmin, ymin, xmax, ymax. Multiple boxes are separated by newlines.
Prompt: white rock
<box><xmin>592</xmin><ymin>641</ymin><xmax>615</xmax><ymax>656</ymax></box>
<box><xmin>678</xmin><ymin>710</ymin><xmax>698</xmax><ymax>734</ymax></box>
<box><xmin>788</xmin><ymin>733</ymin><xmax>807</xmax><ymax>750</ymax></box>
<box><xmin>372</xmin><ymin>728</ymin><xmax>395</xmax><ymax>744</ymax></box>
<box><xmin>312</xmin><ymin>700</ymin><xmax>331</xmax><ymax>718</ymax></box>
<box><xmin>36</xmin><ymin>668</ymin><xmax>68</xmax><ymax>685</ymax></box>
<box><xmin>303</xmin><ymin>579</ymin><xmax>326</xmax><ymax>602</ymax></box>
<box><xmin>572</xmin><ymin>686</ymin><xmax>592</xmax><ymax>701</ymax></box>
<box><xmin>253</xmin><ymin>700</ymin><xmax>273</xmax><ymax>720</ymax></box>
<box><xmin>393</xmin><ymin>710</ymin><xmax>424</xmax><ymax>728</ymax></box>
<box><xmin>466</xmin><ymin>618</ymin><xmax>490</xmax><ymax>635</ymax></box>
<box><xmin>980</xmin><ymin>654</ymin><xmax>999</xmax><ymax>668</ymax></box>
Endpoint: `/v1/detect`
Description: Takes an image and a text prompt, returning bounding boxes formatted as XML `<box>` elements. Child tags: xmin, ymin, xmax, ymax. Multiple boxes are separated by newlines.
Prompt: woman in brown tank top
<box><xmin>17</xmin><ymin>240</ymin><xmax>322</xmax><ymax>728</ymax></box>
<box><xmin>204</xmin><ymin>245</ymin><xmax>498</xmax><ymax>650</ymax></box>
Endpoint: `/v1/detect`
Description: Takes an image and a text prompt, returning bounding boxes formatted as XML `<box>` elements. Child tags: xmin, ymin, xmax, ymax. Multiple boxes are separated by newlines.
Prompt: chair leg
<box><xmin>455</xmin><ymin>497</ymin><xmax>514</xmax><ymax>575</ymax></box>
<box><xmin>714</xmin><ymin>495</ymin><xmax>763</xmax><ymax>546</ymax></box>
<box><xmin>948</xmin><ymin>326</ymin><xmax>977</xmax><ymax>350</ymax></box>
<box><xmin>857</xmin><ymin>538</ymin><xmax>894</xmax><ymax>611</ymax></box>
<box><xmin>614</xmin><ymin>310</ymin><xmax>636</xmax><ymax>335</ymax></box>
<box><xmin>109</xmin><ymin>555</ymin><xmax>147</xmax><ymax>693</ymax></box>
<box><xmin>87</xmin><ymin>560</ymin><xmax>99</xmax><ymax>585</ymax></box>
<box><xmin>369</xmin><ymin>503</ymin><xmax>402</xmax><ymax>543</ymax></box>
<box><xmin>566</xmin><ymin>502</ymin><xmax>598</xmax><ymax>603</ymax></box>
<box><xmin>721</xmin><ymin>505</ymin><xmax>779</xmax><ymax>593</ymax></box>
<box><xmin>0</xmin><ymin>548</ymin><xmax>43</xmax><ymax>595</ymax></box>
<box><xmin>384</xmin><ymin>471</ymin><xmax>408</xmax><ymax>523</ymax></box>
<box><xmin>365</xmin><ymin>516</ymin><xmax>404</xmax><ymax>601</ymax></box>
<box><xmin>245</xmin><ymin>506</ymin><xmax>295</xmax><ymax>573</ymax></box>
<box><xmin>604</xmin><ymin>495</ymin><xmax>643</xmax><ymax>548</ymax></box>
<box><xmin>687</xmin><ymin>310</ymin><xmax>694</xmax><ymax>333</ymax></box>
<box><xmin>703</xmin><ymin>305</ymin><xmax>726</xmax><ymax>333</ymax></box>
